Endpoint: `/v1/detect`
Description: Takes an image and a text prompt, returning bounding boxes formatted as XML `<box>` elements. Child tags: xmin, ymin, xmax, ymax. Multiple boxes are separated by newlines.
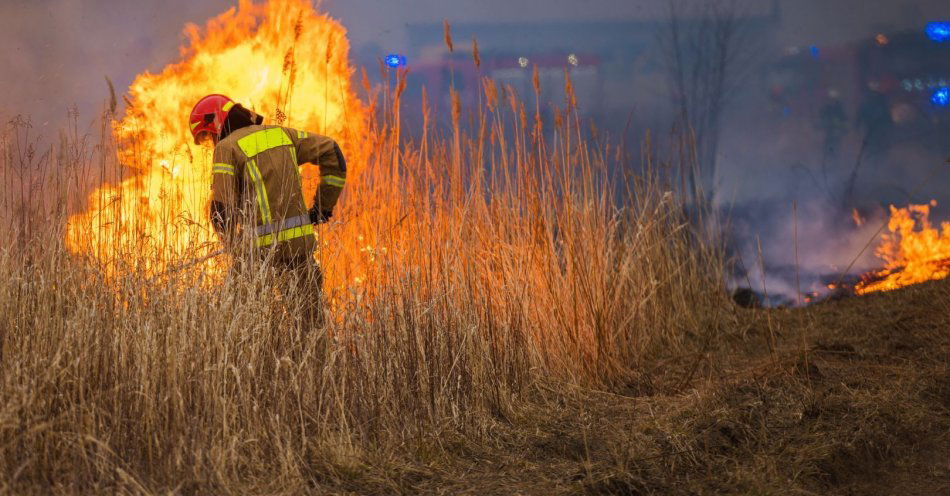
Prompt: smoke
<box><xmin>717</xmin><ymin>82</ymin><xmax>950</xmax><ymax>303</ymax></box>
<box><xmin>727</xmin><ymin>196</ymin><xmax>890</xmax><ymax>304</ymax></box>
<box><xmin>0</xmin><ymin>0</ymin><xmax>232</xmax><ymax>129</ymax></box>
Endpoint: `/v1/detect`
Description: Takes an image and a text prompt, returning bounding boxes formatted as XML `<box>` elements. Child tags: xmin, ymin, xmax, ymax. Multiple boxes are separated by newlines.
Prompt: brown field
<box><xmin>1</xmin><ymin>67</ymin><xmax>947</xmax><ymax>494</ymax></box>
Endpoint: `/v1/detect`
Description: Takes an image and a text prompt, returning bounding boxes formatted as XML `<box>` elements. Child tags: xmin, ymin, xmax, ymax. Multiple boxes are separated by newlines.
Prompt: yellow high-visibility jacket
<box><xmin>210</xmin><ymin>124</ymin><xmax>347</xmax><ymax>264</ymax></box>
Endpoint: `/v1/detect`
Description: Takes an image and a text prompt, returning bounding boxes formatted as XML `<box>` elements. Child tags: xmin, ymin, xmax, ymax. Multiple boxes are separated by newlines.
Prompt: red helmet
<box><xmin>188</xmin><ymin>94</ymin><xmax>235</xmax><ymax>144</ymax></box>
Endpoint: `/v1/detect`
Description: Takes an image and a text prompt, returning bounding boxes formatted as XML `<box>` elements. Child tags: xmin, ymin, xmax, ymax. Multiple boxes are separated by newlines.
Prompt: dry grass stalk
<box><xmin>443</xmin><ymin>19</ymin><xmax>454</xmax><ymax>53</ymax></box>
<box><xmin>472</xmin><ymin>37</ymin><xmax>481</xmax><ymax>70</ymax></box>
<box><xmin>0</xmin><ymin>62</ymin><xmax>731</xmax><ymax>492</ymax></box>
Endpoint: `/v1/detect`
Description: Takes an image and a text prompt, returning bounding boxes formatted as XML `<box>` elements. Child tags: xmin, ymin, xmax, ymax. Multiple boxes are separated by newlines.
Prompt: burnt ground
<box><xmin>324</xmin><ymin>279</ymin><xmax>950</xmax><ymax>495</ymax></box>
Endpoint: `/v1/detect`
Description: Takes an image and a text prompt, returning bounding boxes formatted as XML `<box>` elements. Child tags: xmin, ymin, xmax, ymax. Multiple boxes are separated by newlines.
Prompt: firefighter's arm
<box><xmin>210</xmin><ymin>145</ymin><xmax>243</xmax><ymax>247</ymax></box>
<box><xmin>285</xmin><ymin>128</ymin><xmax>347</xmax><ymax>222</ymax></box>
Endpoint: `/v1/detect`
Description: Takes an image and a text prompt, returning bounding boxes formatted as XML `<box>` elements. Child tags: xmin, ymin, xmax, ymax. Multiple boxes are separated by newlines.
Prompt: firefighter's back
<box><xmin>215</xmin><ymin>124</ymin><xmax>316</xmax><ymax>266</ymax></box>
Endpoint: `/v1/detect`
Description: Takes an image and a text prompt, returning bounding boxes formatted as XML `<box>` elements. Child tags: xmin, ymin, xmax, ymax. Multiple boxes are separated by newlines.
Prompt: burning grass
<box><xmin>0</xmin><ymin>3</ymin><xmax>734</xmax><ymax>492</ymax></box>
<box><xmin>857</xmin><ymin>201</ymin><xmax>950</xmax><ymax>294</ymax></box>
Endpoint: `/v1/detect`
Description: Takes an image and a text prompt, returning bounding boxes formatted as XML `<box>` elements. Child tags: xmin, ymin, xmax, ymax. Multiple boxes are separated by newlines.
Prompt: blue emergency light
<box><xmin>925</xmin><ymin>22</ymin><xmax>950</xmax><ymax>42</ymax></box>
<box><xmin>932</xmin><ymin>87</ymin><xmax>950</xmax><ymax>107</ymax></box>
<box><xmin>385</xmin><ymin>54</ymin><xmax>407</xmax><ymax>68</ymax></box>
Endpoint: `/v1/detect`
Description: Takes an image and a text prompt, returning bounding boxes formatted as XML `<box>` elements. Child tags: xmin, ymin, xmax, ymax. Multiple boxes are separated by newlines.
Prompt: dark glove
<box><xmin>309</xmin><ymin>206</ymin><xmax>333</xmax><ymax>225</ymax></box>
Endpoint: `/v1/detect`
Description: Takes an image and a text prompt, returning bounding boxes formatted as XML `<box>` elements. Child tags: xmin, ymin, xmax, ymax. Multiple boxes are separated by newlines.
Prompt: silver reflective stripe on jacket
<box><xmin>255</xmin><ymin>214</ymin><xmax>311</xmax><ymax>236</ymax></box>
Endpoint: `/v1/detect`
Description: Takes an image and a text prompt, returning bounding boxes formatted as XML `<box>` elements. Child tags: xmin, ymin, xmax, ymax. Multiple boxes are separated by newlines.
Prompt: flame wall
<box><xmin>65</xmin><ymin>0</ymin><xmax>368</xmax><ymax>277</ymax></box>
<box><xmin>857</xmin><ymin>201</ymin><xmax>950</xmax><ymax>294</ymax></box>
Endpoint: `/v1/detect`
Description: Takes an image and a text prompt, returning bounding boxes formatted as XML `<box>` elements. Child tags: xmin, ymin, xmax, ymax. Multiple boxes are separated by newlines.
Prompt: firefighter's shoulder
<box><xmin>220</xmin><ymin>124</ymin><xmax>265</xmax><ymax>146</ymax></box>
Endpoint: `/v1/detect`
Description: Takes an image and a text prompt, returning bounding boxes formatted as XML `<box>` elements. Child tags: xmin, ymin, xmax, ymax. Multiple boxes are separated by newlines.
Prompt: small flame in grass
<box><xmin>856</xmin><ymin>201</ymin><xmax>950</xmax><ymax>294</ymax></box>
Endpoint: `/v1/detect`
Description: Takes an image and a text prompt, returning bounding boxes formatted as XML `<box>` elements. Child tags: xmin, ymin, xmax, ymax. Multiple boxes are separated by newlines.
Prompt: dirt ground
<box><xmin>326</xmin><ymin>279</ymin><xmax>949</xmax><ymax>495</ymax></box>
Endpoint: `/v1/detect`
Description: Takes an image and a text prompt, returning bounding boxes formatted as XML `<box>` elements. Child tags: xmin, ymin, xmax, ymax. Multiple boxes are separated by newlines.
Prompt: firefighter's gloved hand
<box><xmin>309</xmin><ymin>207</ymin><xmax>333</xmax><ymax>225</ymax></box>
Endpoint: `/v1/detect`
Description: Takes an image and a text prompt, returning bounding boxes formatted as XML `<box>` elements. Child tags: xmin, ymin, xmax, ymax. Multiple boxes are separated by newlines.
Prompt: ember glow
<box><xmin>856</xmin><ymin>201</ymin><xmax>950</xmax><ymax>294</ymax></box>
<box><xmin>65</xmin><ymin>0</ymin><xmax>368</xmax><ymax>278</ymax></box>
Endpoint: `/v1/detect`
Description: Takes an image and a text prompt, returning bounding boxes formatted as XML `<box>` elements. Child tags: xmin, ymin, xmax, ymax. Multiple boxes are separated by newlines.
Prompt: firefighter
<box><xmin>188</xmin><ymin>94</ymin><xmax>347</xmax><ymax>325</ymax></box>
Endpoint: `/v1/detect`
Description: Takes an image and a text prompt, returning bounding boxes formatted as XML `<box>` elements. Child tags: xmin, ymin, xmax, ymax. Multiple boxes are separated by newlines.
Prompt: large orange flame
<box><xmin>65</xmin><ymin>0</ymin><xmax>368</xmax><ymax>278</ymax></box>
<box><xmin>856</xmin><ymin>201</ymin><xmax>950</xmax><ymax>294</ymax></box>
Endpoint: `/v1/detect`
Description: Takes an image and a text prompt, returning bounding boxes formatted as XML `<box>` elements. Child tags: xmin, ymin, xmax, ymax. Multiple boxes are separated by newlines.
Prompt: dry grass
<box><xmin>0</xmin><ymin>67</ymin><xmax>736</xmax><ymax>494</ymax></box>
<box><xmin>353</xmin><ymin>279</ymin><xmax>947</xmax><ymax>495</ymax></box>
<box><xmin>1</xmin><ymin>69</ymin><xmax>947</xmax><ymax>494</ymax></box>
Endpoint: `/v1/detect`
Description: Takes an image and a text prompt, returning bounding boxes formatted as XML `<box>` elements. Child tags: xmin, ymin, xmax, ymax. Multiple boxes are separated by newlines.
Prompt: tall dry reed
<box><xmin>0</xmin><ymin>69</ymin><xmax>731</xmax><ymax>492</ymax></box>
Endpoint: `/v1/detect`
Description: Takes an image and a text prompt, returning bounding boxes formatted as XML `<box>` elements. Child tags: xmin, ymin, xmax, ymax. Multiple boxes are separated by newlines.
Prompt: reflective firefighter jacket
<box><xmin>210</xmin><ymin>124</ymin><xmax>347</xmax><ymax>263</ymax></box>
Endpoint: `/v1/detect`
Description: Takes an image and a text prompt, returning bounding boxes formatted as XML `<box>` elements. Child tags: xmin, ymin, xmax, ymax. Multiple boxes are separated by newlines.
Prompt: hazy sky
<box><xmin>0</xmin><ymin>0</ymin><xmax>946</xmax><ymax>127</ymax></box>
<box><xmin>329</xmin><ymin>0</ymin><xmax>944</xmax><ymax>48</ymax></box>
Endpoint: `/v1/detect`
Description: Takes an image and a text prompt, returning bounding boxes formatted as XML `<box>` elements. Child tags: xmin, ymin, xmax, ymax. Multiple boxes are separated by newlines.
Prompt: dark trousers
<box><xmin>229</xmin><ymin>253</ymin><xmax>325</xmax><ymax>331</ymax></box>
<box><xmin>275</xmin><ymin>258</ymin><xmax>325</xmax><ymax>331</ymax></box>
